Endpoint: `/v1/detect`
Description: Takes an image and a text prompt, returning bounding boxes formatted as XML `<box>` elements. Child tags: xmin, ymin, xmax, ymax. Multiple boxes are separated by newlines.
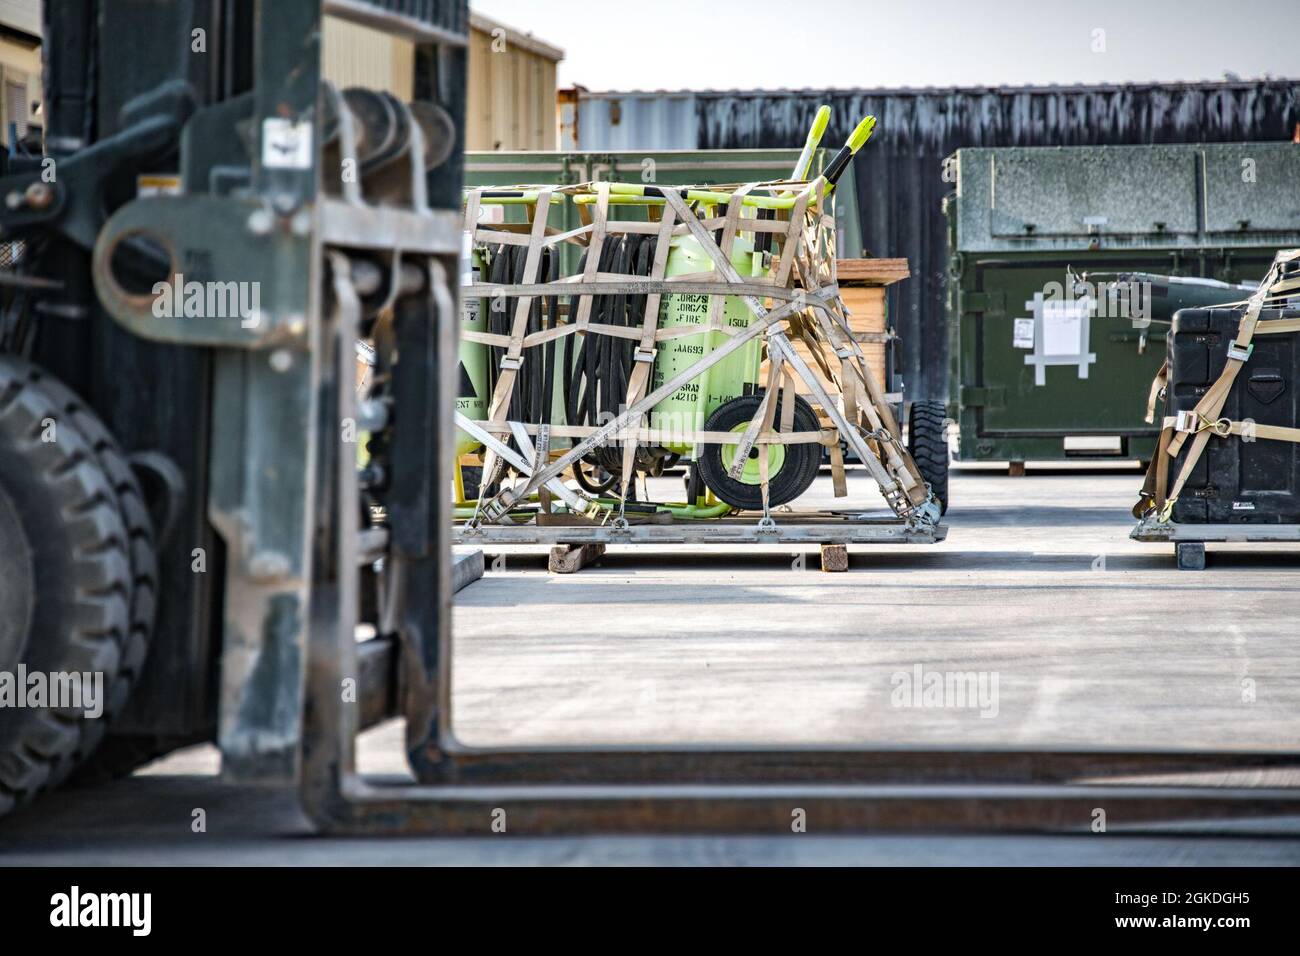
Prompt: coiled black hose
<box><xmin>564</xmin><ymin>234</ymin><xmax>663</xmax><ymax>482</ymax></box>
<box><xmin>481</xmin><ymin>232</ymin><xmax>674</xmax><ymax>497</ymax></box>
<box><xmin>485</xmin><ymin>243</ymin><xmax>560</xmax><ymax>425</ymax></box>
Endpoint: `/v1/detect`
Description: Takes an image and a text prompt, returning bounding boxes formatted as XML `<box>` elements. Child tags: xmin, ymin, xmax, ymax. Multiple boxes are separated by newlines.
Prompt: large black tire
<box><xmin>696</xmin><ymin>393</ymin><xmax>822</xmax><ymax>510</ymax></box>
<box><xmin>0</xmin><ymin>357</ymin><xmax>155</xmax><ymax>816</ymax></box>
<box><xmin>907</xmin><ymin>400</ymin><xmax>950</xmax><ymax>516</ymax></box>
<box><xmin>27</xmin><ymin>369</ymin><xmax>158</xmax><ymax>787</ymax></box>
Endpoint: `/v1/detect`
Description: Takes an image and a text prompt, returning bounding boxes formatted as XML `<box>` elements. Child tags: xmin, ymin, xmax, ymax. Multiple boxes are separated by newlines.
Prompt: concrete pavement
<box><xmin>3</xmin><ymin>464</ymin><xmax>1299</xmax><ymax>864</ymax></box>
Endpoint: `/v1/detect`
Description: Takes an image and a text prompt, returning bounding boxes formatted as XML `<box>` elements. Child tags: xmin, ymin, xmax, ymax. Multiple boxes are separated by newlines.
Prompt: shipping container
<box><xmin>946</xmin><ymin>142</ymin><xmax>1300</xmax><ymax>464</ymax></box>
<box><xmin>560</xmin><ymin>82</ymin><xmax>1300</xmax><ymax>401</ymax></box>
<box><xmin>465</xmin><ymin>147</ymin><xmax>863</xmax><ymax>272</ymax></box>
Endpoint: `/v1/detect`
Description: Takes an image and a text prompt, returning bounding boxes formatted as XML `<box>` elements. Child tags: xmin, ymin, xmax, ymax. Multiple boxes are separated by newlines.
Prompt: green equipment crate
<box><xmin>466</xmin><ymin>148</ymin><xmax>863</xmax><ymax>267</ymax></box>
<box><xmin>463</xmin><ymin>148</ymin><xmax>881</xmax><ymax>462</ymax></box>
<box><xmin>945</xmin><ymin>142</ymin><xmax>1300</xmax><ymax>465</ymax></box>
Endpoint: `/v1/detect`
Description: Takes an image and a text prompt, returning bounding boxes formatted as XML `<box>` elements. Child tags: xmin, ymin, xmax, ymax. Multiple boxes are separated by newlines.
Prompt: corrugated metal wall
<box><xmin>322</xmin><ymin>15</ymin><xmax>416</xmax><ymax>100</ymax></box>
<box><xmin>323</xmin><ymin>12</ymin><xmax>561</xmax><ymax>151</ymax></box>
<box><xmin>570</xmin><ymin>82</ymin><xmax>1300</xmax><ymax>400</ymax></box>
<box><xmin>567</xmin><ymin>91</ymin><xmax>698</xmax><ymax>150</ymax></box>
<box><xmin>465</xmin><ymin>18</ymin><xmax>559</xmax><ymax>150</ymax></box>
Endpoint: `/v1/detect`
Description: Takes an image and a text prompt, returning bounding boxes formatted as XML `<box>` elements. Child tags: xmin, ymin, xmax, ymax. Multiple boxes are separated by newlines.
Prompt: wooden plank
<box><xmin>548</xmin><ymin>542</ymin><xmax>606</xmax><ymax>574</ymax></box>
<box><xmin>836</xmin><ymin>258</ymin><xmax>910</xmax><ymax>285</ymax></box>
<box><xmin>763</xmin><ymin>285</ymin><xmax>888</xmax><ymax>395</ymax></box>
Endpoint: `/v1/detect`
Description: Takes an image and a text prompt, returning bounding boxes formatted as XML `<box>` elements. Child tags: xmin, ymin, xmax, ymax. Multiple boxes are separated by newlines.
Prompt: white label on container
<box><xmin>1013</xmin><ymin>317</ymin><xmax>1035</xmax><ymax>349</ymax></box>
<box><xmin>1232</xmin><ymin>501</ymin><xmax>1256</xmax><ymax>511</ymax></box>
<box><xmin>1042</xmin><ymin>298</ymin><xmax>1088</xmax><ymax>356</ymax></box>
<box><xmin>463</xmin><ymin>269</ymin><xmax>480</xmax><ymax>324</ymax></box>
<box><xmin>261</xmin><ymin>118</ymin><xmax>312</xmax><ymax>169</ymax></box>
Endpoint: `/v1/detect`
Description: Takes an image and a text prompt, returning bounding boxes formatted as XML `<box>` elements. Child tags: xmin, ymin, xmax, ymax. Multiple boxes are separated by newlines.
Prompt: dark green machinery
<box><xmin>946</xmin><ymin>143</ymin><xmax>1300</xmax><ymax>466</ymax></box>
<box><xmin>0</xmin><ymin>0</ymin><xmax>468</xmax><ymax>817</ymax></box>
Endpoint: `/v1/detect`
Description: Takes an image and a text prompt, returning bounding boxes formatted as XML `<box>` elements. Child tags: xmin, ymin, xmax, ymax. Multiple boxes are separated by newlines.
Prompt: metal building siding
<box><xmin>321</xmin><ymin>16</ymin><xmax>416</xmax><ymax>100</ymax></box>
<box><xmin>570</xmin><ymin>82</ymin><xmax>1300</xmax><ymax>399</ymax></box>
<box><xmin>694</xmin><ymin>83</ymin><xmax>1300</xmax><ymax>400</ymax></box>
<box><xmin>466</xmin><ymin>26</ymin><xmax>558</xmax><ymax>150</ymax></box>
<box><xmin>569</xmin><ymin>91</ymin><xmax>699</xmax><ymax>151</ymax></box>
<box><xmin>323</xmin><ymin>9</ymin><xmax>558</xmax><ymax>151</ymax></box>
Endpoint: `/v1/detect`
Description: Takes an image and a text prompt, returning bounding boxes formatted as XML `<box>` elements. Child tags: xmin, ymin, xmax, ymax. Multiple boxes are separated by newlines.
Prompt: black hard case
<box><xmin>1168</xmin><ymin>306</ymin><xmax>1300</xmax><ymax>524</ymax></box>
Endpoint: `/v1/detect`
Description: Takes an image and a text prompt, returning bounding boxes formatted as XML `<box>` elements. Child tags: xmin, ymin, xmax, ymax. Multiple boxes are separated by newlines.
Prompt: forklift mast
<box><xmin>0</xmin><ymin>0</ymin><xmax>466</xmax><ymax>786</ymax></box>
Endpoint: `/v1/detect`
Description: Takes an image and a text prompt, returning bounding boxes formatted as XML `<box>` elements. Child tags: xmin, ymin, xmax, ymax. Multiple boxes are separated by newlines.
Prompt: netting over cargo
<box><xmin>454</xmin><ymin>174</ymin><xmax>941</xmax><ymax>531</ymax></box>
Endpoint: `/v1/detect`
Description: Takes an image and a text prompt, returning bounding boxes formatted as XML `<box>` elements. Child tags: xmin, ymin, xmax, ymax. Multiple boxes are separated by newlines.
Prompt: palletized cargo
<box><xmin>946</xmin><ymin>143</ymin><xmax>1300</xmax><ymax>467</ymax></box>
<box><xmin>1132</xmin><ymin>250</ymin><xmax>1300</xmax><ymax>568</ymax></box>
<box><xmin>1164</xmin><ymin>306</ymin><xmax>1300</xmax><ymax>525</ymax></box>
<box><xmin>451</xmin><ymin>125</ymin><xmax>947</xmax><ymax>568</ymax></box>
<box><xmin>464</xmin><ymin>147</ymin><xmax>864</xmax><ymax>269</ymax></box>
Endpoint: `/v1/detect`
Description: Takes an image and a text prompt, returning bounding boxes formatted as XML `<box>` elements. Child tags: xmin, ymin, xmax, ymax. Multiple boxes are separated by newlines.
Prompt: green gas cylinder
<box><xmin>455</xmin><ymin>240</ymin><xmax>489</xmax><ymax>455</ymax></box>
<box><xmin>649</xmin><ymin>233</ymin><xmax>763</xmax><ymax>456</ymax></box>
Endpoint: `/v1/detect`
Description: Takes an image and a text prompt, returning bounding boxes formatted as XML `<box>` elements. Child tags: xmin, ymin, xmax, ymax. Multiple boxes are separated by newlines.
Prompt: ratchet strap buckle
<box><xmin>1226</xmin><ymin>341</ymin><xmax>1253</xmax><ymax>363</ymax></box>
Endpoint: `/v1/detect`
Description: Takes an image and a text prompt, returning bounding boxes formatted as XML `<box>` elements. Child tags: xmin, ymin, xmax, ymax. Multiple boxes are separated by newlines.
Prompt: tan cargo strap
<box><xmin>1212</xmin><ymin>418</ymin><xmax>1300</xmax><ymax>444</ymax></box>
<box><xmin>1132</xmin><ymin>425</ymin><xmax>1174</xmax><ymax>519</ymax></box>
<box><xmin>1144</xmin><ymin>360</ymin><xmax>1167</xmax><ymax>424</ymax></box>
<box><xmin>1136</xmin><ymin>249</ymin><xmax>1300</xmax><ymax>521</ymax></box>
<box><xmin>1153</xmin><ymin>252</ymin><xmax>1293</xmax><ymax>520</ymax></box>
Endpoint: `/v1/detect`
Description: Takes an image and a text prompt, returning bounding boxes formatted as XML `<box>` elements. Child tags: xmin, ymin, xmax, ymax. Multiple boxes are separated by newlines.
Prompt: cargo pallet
<box><xmin>455</xmin><ymin>511</ymin><xmax>946</xmax><ymax>573</ymax></box>
<box><xmin>456</xmin><ymin>175</ymin><xmax>943</xmax><ymax>559</ymax></box>
<box><xmin>1131</xmin><ymin>519</ymin><xmax>1300</xmax><ymax>571</ymax></box>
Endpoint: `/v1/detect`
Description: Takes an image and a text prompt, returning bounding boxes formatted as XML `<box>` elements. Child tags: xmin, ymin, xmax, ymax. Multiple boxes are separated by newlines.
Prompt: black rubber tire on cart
<box><xmin>0</xmin><ymin>356</ymin><xmax>156</xmax><ymax>816</ymax></box>
<box><xmin>696</xmin><ymin>392</ymin><xmax>822</xmax><ymax>510</ymax></box>
<box><xmin>907</xmin><ymin>399</ymin><xmax>950</xmax><ymax>516</ymax></box>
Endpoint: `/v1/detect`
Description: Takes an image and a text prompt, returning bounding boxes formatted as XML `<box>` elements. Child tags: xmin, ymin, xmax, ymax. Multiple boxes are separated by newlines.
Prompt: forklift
<box><xmin>0</xmin><ymin>0</ymin><xmax>467</xmax><ymax>816</ymax></box>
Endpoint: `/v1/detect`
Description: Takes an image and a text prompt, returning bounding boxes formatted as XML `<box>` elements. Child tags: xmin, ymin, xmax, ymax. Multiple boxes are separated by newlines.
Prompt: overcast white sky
<box><xmin>473</xmin><ymin>0</ymin><xmax>1298</xmax><ymax>90</ymax></box>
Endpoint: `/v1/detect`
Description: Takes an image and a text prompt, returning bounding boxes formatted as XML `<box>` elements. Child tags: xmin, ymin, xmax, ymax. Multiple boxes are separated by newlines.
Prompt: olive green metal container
<box><xmin>465</xmin><ymin>148</ymin><xmax>862</xmax><ymax>268</ymax></box>
<box><xmin>946</xmin><ymin>143</ymin><xmax>1300</xmax><ymax>464</ymax></box>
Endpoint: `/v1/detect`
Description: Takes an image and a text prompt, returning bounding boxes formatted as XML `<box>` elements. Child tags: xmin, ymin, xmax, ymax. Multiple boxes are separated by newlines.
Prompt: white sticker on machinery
<box><xmin>1022</xmin><ymin>292</ymin><xmax>1096</xmax><ymax>385</ymax></box>
<box><xmin>1012</xmin><ymin>318</ymin><xmax>1035</xmax><ymax>349</ymax></box>
<box><xmin>261</xmin><ymin>118</ymin><xmax>313</xmax><ymax>169</ymax></box>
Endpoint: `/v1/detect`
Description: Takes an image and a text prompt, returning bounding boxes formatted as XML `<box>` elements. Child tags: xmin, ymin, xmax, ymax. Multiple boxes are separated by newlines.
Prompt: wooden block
<box><xmin>548</xmin><ymin>542</ymin><xmax>605</xmax><ymax>574</ymax></box>
<box><xmin>1176</xmin><ymin>542</ymin><xmax>1207</xmax><ymax>571</ymax></box>
<box><xmin>762</xmin><ymin>263</ymin><xmax>899</xmax><ymax>400</ymax></box>
<box><xmin>836</xmin><ymin>258</ymin><xmax>910</xmax><ymax>285</ymax></box>
<box><xmin>1008</xmin><ymin>461</ymin><xmax>1026</xmax><ymax>477</ymax></box>
<box><xmin>819</xmin><ymin>543</ymin><xmax>849</xmax><ymax>572</ymax></box>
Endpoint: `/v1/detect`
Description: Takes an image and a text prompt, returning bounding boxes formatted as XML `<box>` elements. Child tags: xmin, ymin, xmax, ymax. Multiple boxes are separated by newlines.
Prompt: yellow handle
<box><xmin>791</xmin><ymin>105</ymin><xmax>832</xmax><ymax>182</ymax></box>
<box><xmin>808</xmin><ymin>105</ymin><xmax>832</xmax><ymax>146</ymax></box>
<box><xmin>847</xmin><ymin>115</ymin><xmax>876</xmax><ymax>153</ymax></box>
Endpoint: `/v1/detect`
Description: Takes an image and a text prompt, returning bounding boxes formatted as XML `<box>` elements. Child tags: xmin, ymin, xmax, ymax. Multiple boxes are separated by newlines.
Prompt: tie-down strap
<box><xmin>1137</xmin><ymin>250</ymin><xmax>1300</xmax><ymax>520</ymax></box>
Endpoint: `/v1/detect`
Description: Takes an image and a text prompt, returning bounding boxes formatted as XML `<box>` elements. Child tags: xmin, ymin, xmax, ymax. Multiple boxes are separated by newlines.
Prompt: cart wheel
<box><xmin>696</xmin><ymin>393</ymin><xmax>821</xmax><ymax>510</ymax></box>
<box><xmin>907</xmin><ymin>400</ymin><xmax>950</xmax><ymax>515</ymax></box>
